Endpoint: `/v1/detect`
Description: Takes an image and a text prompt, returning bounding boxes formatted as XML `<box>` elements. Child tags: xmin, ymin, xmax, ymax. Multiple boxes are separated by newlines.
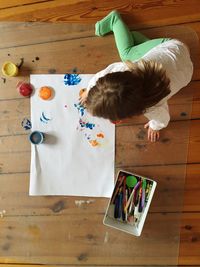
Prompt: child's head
<box><xmin>85</xmin><ymin>60</ymin><xmax>171</xmax><ymax>121</ymax></box>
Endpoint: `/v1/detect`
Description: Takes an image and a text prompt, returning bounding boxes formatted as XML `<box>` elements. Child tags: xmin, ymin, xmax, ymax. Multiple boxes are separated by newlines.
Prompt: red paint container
<box><xmin>17</xmin><ymin>82</ymin><xmax>33</xmax><ymax>97</ymax></box>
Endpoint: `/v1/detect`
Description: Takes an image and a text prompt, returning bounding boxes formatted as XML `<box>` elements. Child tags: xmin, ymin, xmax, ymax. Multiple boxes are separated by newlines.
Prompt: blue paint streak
<box><xmin>42</xmin><ymin>112</ymin><xmax>51</xmax><ymax>121</ymax></box>
<box><xmin>74</xmin><ymin>103</ymin><xmax>85</xmax><ymax>116</ymax></box>
<box><xmin>64</xmin><ymin>74</ymin><xmax>81</xmax><ymax>86</ymax></box>
<box><xmin>21</xmin><ymin>118</ymin><xmax>32</xmax><ymax>130</ymax></box>
<box><xmin>79</xmin><ymin>119</ymin><xmax>95</xmax><ymax>130</ymax></box>
<box><xmin>40</xmin><ymin>117</ymin><xmax>48</xmax><ymax>124</ymax></box>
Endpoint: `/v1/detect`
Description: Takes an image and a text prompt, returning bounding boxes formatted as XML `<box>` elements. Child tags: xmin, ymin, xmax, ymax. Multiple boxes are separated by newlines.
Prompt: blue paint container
<box><xmin>29</xmin><ymin>131</ymin><xmax>45</xmax><ymax>145</ymax></box>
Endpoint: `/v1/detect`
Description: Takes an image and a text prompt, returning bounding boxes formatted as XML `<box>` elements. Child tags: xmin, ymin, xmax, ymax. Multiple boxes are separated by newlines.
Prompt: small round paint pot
<box><xmin>17</xmin><ymin>81</ymin><xmax>33</xmax><ymax>97</ymax></box>
<box><xmin>29</xmin><ymin>131</ymin><xmax>45</xmax><ymax>145</ymax></box>
<box><xmin>126</xmin><ymin>175</ymin><xmax>138</xmax><ymax>188</ymax></box>
<box><xmin>39</xmin><ymin>86</ymin><xmax>52</xmax><ymax>100</ymax></box>
<box><xmin>2</xmin><ymin>61</ymin><xmax>19</xmax><ymax>77</ymax></box>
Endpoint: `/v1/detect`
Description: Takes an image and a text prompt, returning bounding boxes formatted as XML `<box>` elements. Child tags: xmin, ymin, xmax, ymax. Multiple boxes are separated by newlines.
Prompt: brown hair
<box><xmin>85</xmin><ymin>60</ymin><xmax>171</xmax><ymax>121</ymax></box>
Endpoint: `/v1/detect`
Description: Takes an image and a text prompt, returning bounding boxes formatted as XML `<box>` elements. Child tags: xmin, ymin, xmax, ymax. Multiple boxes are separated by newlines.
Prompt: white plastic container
<box><xmin>103</xmin><ymin>170</ymin><xmax>157</xmax><ymax>236</ymax></box>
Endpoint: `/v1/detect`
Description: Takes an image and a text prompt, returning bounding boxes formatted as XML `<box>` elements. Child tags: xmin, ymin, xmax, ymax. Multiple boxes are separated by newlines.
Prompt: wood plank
<box><xmin>179</xmin><ymin>213</ymin><xmax>200</xmax><ymax>265</ymax></box>
<box><xmin>0</xmin><ymin>0</ymin><xmax>199</xmax><ymax>29</ymax></box>
<box><xmin>0</xmin><ymin>164</ymin><xmax>199</xmax><ymax>217</ymax></box>
<box><xmin>188</xmin><ymin>120</ymin><xmax>200</xmax><ymax>164</ymax></box>
<box><xmin>116</xmin><ymin>121</ymin><xmax>191</xmax><ymax>167</ymax></box>
<box><xmin>0</xmin><ymin>22</ymin><xmax>94</xmax><ymax>49</ymax></box>
<box><xmin>0</xmin><ymin>213</ymin><xmax>188</xmax><ymax>265</ymax></box>
<box><xmin>0</xmin><ymin>1</ymin><xmax>50</xmax><ymax>9</ymax></box>
<box><xmin>184</xmin><ymin>164</ymin><xmax>200</xmax><ymax>212</ymax></box>
<box><xmin>0</xmin><ymin>266</ymin><xmax>197</xmax><ymax>267</ymax></box>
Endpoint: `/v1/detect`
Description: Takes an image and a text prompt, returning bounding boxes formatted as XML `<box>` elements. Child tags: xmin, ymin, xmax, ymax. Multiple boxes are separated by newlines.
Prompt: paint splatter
<box><xmin>75</xmin><ymin>199</ymin><xmax>95</xmax><ymax>207</ymax></box>
<box><xmin>79</xmin><ymin>119</ymin><xmax>95</xmax><ymax>130</ymax></box>
<box><xmin>0</xmin><ymin>210</ymin><xmax>6</xmax><ymax>218</ymax></box>
<box><xmin>21</xmin><ymin>118</ymin><xmax>32</xmax><ymax>130</ymax></box>
<box><xmin>40</xmin><ymin>112</ymin><xmax>51</xmax><ymax>124</ymax></box>
<box><xmin>74</xmin><ymin>93</ymin><xmax>106</xmax><ymax>147</ymax></box>
<box><xmin>1</xmin><ymin>77</ymin><xmax>6</xmax><ymax>83</ymax></box>
<box><xmin>79</xmin><ymin>88</ymin><xmax>86</xmax><ymax>97</ymax></box>
<box><xmin>72</xmin><ymin>67</ymin><xmax>78</xmax><ymax>73</ymax></box>
<box><xmin>17</xmin><ymin>58</ymin><xmax>24</xmax><ymax>69</ymax></box>
<box><xmin>97</xmin><ymin>133</ymin><xmax>104</xmax><ymax>138</ymax></box>
<box><xmin>64</xmin><ymin>105</ymin><xmax>67</xmax><ymax>108</ymax></box>
<box><xmin>74</xmin><ymin>103</ymin><xmax>85</xmax><ymax>116</ymax></box>
<box><xmin>48</xmin><ymin>68</ymin><xmax>56</xmax><ymax>74</ymax></box>
<box><xmin>64</xmin><ymin>74</ymin><xmax>81</xmax><ymax>86</ymax></box>
<box><xmin>89</xmin><ymin>139</ymin><xmax>99</xmax><ymax>147</ymax></box>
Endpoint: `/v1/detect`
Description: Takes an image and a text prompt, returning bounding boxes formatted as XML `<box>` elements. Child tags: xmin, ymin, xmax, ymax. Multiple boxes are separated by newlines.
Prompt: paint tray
<box><xmin>103</xmin><ymin>170</ymin><xmax>157</xmax><ymax>236</ymax></box>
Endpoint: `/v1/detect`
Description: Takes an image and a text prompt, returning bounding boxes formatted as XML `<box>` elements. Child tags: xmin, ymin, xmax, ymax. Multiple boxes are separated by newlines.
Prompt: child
<box><xmin>80</xmin><ymin>10</ymin><xmax>193</xmax><ymax>142</ymax></box>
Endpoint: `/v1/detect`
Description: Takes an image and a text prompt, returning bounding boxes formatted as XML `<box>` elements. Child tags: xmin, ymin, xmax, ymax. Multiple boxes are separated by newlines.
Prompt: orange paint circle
<box><xmin>79</xmin><ymin>88</ymin><xmax>86</xmax><ymax>97</ymax></box>
<box><xmin>39</xmin><ymin>86</ymin><xmax>52</xmax><ymax>100</ymax></box>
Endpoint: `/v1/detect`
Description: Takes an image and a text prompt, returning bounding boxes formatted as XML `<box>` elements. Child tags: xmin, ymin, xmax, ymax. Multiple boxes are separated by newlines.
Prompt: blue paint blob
<box><xmin>64</xmin><ymin>74</ymin><xmax>81</xmax><ymax>86</ymax></box>
<box><xmin>74</xmin><ymin>103</ymin><xmax>85</xmax><ymax>116</ymax></box>
<box><xmin>21</xmin><ymin>118</ymin><xmax>32</xmax><ymax>130</ymax></box>
<box><xmin>79</xmin><ymin>119</ymin><xmax>95</xmax><ymax>130</ymax></box>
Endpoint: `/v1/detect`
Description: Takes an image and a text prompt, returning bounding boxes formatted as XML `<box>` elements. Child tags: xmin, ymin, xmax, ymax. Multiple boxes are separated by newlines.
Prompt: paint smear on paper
<box><xmin>79</xmin><ymin>119</ymin><xmax>95</xmax><ymax>130</ymax></box>
<box><xmin>74</xmin><ymin>93</ymin><xmax>107</xmax><ymax>148</ymax></box>
<box><xmin>79</xmin><ymin>88</ymin><xmax>86</xmax><ymax>97</ymax></box>
<box><xmin>97</xmin><ymin>133</ymin><xmax>104</xmax><ymax>138</ymax></box>
<box><xmin>21</xmin><ymin>118</ymin><xmax>32</xmax><ymax>130</ymax></box>
<box><xmin>89</xmin><ymin>139</ymin><xmax>100</xmax><ymax>147</ymax></box>
<box><xmin>74</xmin><ymin>103</ymin><xmax>85</xmax><ymax>116</ymax></box>
<box><xmin>64</xmin><ymin>74</ymin><xmax>81</xmax><ymax>86</ymax></box>
<box><xmin>40</xmin><ymin>112</ymin><xmax>52</xmax><ymax>124</ymax></box>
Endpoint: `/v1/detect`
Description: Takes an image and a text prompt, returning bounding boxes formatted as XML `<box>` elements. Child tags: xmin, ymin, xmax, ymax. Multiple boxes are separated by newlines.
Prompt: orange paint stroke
<box><xmin>79</xmin><ymin>88</ymin><xmax>86</xmax><ymax>97</ymax></box>
<box><xmin>97</xmin><ymin>132</ymin><xmax>104</xmax><ymax>138</ymax></box>
<box><xmin>89</xmin><ymin>139</ymin><xmax>99</xmax><ymax>147</ymax></box>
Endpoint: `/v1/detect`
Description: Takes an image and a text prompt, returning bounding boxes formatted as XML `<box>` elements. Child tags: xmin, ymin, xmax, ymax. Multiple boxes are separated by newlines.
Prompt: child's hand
<box><xmin>144</xmin><ymin>123</ymin><xmax>160</xmax><ymax>142</ymax></box>
<box><xmin>79</xmin><ymin>88</ymin><xmax>88</xmax><ymax>106</ymax></box>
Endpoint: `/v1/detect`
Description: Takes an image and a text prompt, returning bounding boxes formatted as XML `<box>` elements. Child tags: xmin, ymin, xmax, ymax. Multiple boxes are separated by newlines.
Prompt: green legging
<box><xmin>95</xmin><ymin>10</ymin><xmax>170</xmax><ymax>61</ymax></box>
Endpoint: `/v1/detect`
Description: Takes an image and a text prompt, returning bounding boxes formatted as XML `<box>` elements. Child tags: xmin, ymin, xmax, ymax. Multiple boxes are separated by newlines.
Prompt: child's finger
<box><xmin>151</xmin><ymin>132</ymin><xmax>155</xmax><ymax>142</ymax></box>
<box><xmin>148</xmin><ymin>128</ymin><xmax>151</xmax><ymax>141</ymax></box>
<box><xmin>156</xmin><ymin>132</ymin><xmax>160</xmax><ymax>140</ymax></box>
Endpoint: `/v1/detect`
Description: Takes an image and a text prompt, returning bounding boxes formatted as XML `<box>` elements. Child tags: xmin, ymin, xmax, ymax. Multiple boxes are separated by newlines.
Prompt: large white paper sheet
<box><xmin>30</xmin><ymin>74</ymin><xmax>115</xmax><ymax>197</ymax></box>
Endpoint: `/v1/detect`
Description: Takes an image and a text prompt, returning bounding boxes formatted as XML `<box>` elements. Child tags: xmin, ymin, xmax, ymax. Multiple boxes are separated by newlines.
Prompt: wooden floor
<box><xmin>0</xmin><ymin>1</ymin><xmax>200</xmax><ymax>266</ymax></box>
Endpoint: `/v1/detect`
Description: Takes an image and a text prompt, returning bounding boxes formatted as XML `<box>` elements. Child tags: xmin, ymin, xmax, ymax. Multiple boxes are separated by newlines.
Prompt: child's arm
<box><xmin>144</xmin><ymin>102</ymin><xmax>170</xmax><ymax>141</ymax></box>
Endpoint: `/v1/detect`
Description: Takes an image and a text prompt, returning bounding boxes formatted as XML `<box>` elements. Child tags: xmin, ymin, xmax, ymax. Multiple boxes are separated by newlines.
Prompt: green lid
<box><xmin>126</xmin><ymin>176</ymin><xmax>137</xmax><ymax>188</ymax></box>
